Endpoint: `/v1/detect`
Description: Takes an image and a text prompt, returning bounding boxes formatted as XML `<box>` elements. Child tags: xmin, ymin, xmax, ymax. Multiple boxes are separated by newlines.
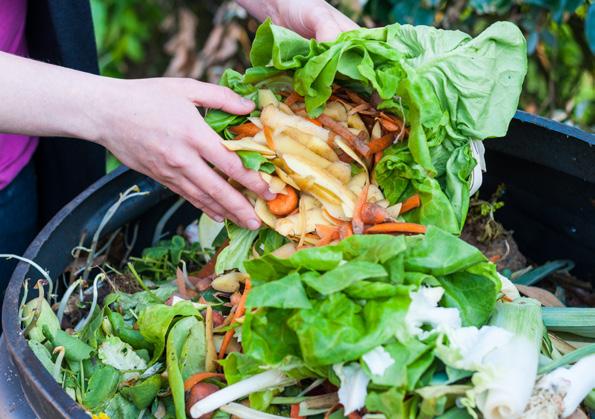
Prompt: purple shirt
<box><xmin>0</xmin><ymin>0</ymin><xmax>38</xmax><ymax>190</ymax></box>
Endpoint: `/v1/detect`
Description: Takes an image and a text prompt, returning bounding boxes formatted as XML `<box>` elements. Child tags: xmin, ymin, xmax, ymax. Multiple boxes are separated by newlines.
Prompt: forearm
<box><xmin>0</xmin><ymin>51</ymin><xmax>113</xmax><ymax>142</ymax></box>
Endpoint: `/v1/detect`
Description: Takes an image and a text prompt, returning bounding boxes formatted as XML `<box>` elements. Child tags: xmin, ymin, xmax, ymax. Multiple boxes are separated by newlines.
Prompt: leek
<box><xmin>525</xmin><ymin>354</ymin><xmax>595</xmax><ymax>418</ymax></box>
<box><xmin>474</xmin><ymin>298</ymin><xmax>544</xmax><ymax>419</ymax></box>
<box><xmin>541</xmin><ymin>307</ymin><xmax>595</xmax><ymax>339</ymax></box>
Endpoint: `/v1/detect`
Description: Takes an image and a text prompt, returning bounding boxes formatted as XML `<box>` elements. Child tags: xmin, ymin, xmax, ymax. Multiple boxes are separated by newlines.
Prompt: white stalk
<box><xmin>530</xmin><ymin>354</ymin><xmax>595</xmax><ymax>418</ymax></box>
<box><xmin>189</xmin><ymin>369</ymin><xmax>292</xmax><ymax>418</ymax></box>
<box><xmin>333</xmin><ymin>363</ymin><xmax>370</xmax><ymax>415</ymax></box>
<box><xmin>475</xmin><ymin>298</ymin><xmax>543</xmax><ymax>419</ymax></box>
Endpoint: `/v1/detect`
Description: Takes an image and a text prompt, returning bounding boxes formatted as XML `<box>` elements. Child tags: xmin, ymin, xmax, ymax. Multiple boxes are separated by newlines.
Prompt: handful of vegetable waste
<box><xmin>207</xmin><ymin>18</ymin><xmax>527</xmax><ymax>236</ymax></box>
<box><xmin>17</xmin><ymin>18</ymin><xmax>595</xmax><ymax>419</ymax></box>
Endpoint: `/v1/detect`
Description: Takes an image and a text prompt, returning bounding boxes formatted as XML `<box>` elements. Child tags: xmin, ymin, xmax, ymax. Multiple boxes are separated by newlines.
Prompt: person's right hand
<box><xmin>94</xmin><ymin>77</ymin><xmax>275</xmax><ymax>229</ymax></box>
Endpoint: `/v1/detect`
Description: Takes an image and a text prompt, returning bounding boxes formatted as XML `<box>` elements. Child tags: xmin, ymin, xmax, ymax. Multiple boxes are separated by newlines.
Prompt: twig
<box><xmin>82</xmin><ymin>186</ymin><xmax>148</xmax><ymax>282</ymax></box>
<box><xmin>0</xmin><ymin>254</ymin><xmax>54</xmax><ymax>301</ymax></box>
<box><xmin>152</xmin><ymin>198</ymin><xmax>185</xmax><ymax>246</ymax></box>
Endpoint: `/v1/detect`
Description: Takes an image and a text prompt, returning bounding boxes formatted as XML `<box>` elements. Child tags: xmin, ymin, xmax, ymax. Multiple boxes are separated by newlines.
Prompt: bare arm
<box><xmin>236</xmin><ymin>0</ymin><xmax>358</xmax><ymax>41</ymax></box>
<box><xmin>0</xmin><ymin>52</ymin><xmax>273</xmax><ymax>229</ymax></box>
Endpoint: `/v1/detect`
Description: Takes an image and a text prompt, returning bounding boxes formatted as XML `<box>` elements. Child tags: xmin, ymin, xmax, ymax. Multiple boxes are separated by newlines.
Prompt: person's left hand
<box><xmin>237</xmin><ymin>0</ymin><xmax>359</xmax><ymax>42</ymax></box>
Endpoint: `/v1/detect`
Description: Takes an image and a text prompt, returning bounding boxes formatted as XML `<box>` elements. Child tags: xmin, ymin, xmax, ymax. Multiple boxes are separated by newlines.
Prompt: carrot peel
<box><xmin>365</xmin><ymin>222</ymin><xmax>426</xmax><ymax>235</ymax></box>
<box><xmin>183</xmin><ymin>372</ymin><xmax>225</xmax><ymax>392</ymax></box>
<box><xmin>267</xmin><ymin>186</ymin><xmax>298</xmax><ymax>216</ymax></box>
<box><xmin>352</xmin><ymin>184</ymin><xmax>370</xmax><ymax>234</ymax></box>
<box><xmin>218</xmin><ymin>278</ymin><xmax>251</xmax><ymax>359</ymax></box>
<box><xmin>400</xmin><ymin>194</ymin><xmax>421</xmax><ymax>214</ymax></box>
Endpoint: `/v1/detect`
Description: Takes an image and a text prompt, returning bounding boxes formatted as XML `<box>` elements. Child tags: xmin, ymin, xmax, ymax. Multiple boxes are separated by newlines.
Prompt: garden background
<box><xmin>90</xmin><ymin>0</ymin><xmax>594</xmax><ymax>171</ymax></box>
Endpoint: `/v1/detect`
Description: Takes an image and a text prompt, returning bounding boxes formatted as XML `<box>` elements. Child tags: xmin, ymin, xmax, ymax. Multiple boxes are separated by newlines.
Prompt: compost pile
<box><xmin>19</xmin><ymin>19</ymin><xmax>594</xmax><ymax>419</ymax></box>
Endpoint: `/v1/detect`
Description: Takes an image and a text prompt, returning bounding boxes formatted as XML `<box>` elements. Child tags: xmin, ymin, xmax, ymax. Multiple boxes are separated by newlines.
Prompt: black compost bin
<box><xmin>1</xmin><ymin>111</ymin><xmax>594</xmax><ymax>418</ymax></box>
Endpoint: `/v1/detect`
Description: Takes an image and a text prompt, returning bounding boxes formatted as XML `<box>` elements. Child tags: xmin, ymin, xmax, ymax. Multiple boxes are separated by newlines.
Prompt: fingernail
<box><xmin>246</xmin><ymin>219</ymin><xmax>261</xmax><ymax>230</ymax></box>
<box><xmin>240</xmin><ymin>97</ymin><xmax>254</xmax><ymax>107</ymax></box>
<box><xmin>213</xmin><ymin>215</ymin><xmax>224</xmax><ymax>223</ymax></box>
<box><xmin>265</xmin><ymin>191</ymin><xmax>276</xmax><ymax>200</ymax></box>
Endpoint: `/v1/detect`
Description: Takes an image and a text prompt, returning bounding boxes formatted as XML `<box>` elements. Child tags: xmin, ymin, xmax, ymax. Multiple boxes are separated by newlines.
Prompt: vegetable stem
<box><xmin>189</xmin><ymin>369</ymin><xmax>292</xmax><ymax>418</ymax></box>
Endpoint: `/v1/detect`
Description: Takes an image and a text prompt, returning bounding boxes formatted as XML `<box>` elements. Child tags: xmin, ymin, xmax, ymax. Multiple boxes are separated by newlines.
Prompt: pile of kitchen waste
<box><xmin>18</xmin><ymin>18</ymin><xmax>594</xmax><ymax>419</ymax></box>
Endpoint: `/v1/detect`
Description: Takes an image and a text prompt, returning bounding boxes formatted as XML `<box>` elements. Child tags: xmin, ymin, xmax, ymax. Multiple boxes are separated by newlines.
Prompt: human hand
<box><xmin>94</xmin><ymin>77</ymin><xmax>274</xmax><ymax>229</ymax></box>
<box><xmin>237</xmin><ymin>0</ymin><xmax>359</xmax><ymax>42</ymax></box>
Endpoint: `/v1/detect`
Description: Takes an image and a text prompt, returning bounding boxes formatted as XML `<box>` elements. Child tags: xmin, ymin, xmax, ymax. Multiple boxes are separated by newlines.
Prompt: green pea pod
<box><xmin>82</xmin><ymin>364</ymin><xmax>120</xmax><ymax>412</ymax></box>
<box><xmin>107</xmin><ymin>310</ymin><xmax>153</xmax><ymax>351</ymax></box>
<box><xmin>43</xmin><ymin>325</ymin><xmax>93</xmax><ymax>362</ymax></box>
<box><xmin>120</xmin><ymin>374</ymin><xmax>162</xmax><ymax>410</ymax></box>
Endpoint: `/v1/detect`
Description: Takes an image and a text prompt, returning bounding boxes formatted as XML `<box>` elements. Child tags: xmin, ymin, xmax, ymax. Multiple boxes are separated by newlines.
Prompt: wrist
<box><xmin>80</xmin><ymin>75</ymin><xmax>125</xmax><ymax>147</ymax></box>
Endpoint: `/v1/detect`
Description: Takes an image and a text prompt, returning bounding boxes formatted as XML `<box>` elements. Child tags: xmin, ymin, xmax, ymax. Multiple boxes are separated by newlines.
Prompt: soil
<box><xmin>461</xmin><ymin>219</ymin><xmax>527</xmax><ymax>272</ymax></box>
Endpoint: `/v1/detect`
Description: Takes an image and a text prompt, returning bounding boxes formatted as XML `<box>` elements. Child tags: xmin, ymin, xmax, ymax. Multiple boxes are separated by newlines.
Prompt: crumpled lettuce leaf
<box><xmin>98</xmin><ymin>336</ymin><xmax>148</xmax><ymax>373</ymax></box>
<box><xmin>215</xmin><ymin>222</ymin><xmax>260</xmax><ymax>274</ymax></box>
<box><xmin>137</xmin><ymin>301</ymin><xmax>200</xmax><ymax>363</ymax></box>
<box><xmin>243</xmin><ymin>227</ymin><xmax>499</xmax><ymax>376</ymax></box>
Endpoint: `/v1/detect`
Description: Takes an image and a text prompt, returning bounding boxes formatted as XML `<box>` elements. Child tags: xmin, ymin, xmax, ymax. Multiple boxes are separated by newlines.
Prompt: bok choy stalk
<box><xmin>525</xmin><ymin>354</ymin><xmax>595</xmax><ymax>418</ymax></box>
<box><xmin>472</xmin><ymin>298</ymin><xmax>544</xmax><ymax>419</ymax></box>
<box><xmin>189</xmin><ymin>369</ymin><xmax>293</xmax><ymax>418</ymax></box>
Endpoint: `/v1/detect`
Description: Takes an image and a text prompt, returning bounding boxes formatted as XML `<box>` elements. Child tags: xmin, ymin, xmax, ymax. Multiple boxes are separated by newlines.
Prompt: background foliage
<box><xmin>91</xmin><ymin>0</ymin><xmax>593</xmax><ymax>134</ymax></box>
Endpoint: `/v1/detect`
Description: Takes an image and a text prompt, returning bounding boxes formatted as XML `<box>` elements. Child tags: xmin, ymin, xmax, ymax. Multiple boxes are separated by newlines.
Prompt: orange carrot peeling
<box><xmin>365</xmin><ymin>222</ymin><xmax>426</xmax><ymax>234</ymax></box>
<box><xmin>267</xmin><ymin>186</ymin><xmax>298</xmax><ymax>216</ymax></box>
<box><xmin>218</xmin><ymin>278</ymin><xmax>251</xmax><ymax>359</ymax></box>
<box><xmin>306</xmin><ymin>117</ymin><xmax>323</xmax><ymax>127</ymax></box>
<box><xmin>316</xmin><ymin>224</ymin><xmax>340</xmax><ymax>246</ymax></box>
<box><xmin>183</xmin><ymin>372</ymin><xmax>225</xmax><ymax>392</ymax></box>
<box><xmin>229</xmin><ymin>122</ymin><xmax>260</xmax><ymax>138</ymax></box>
<box><xmin>284</xmin><ymin>91</ymin><xmax>303</xmax><ymax>107</ymax></box>
<box><xmin>368</xmin><ymin>133</ymin><xmax>395</xmax><ymax>154</ymax></box>
<box><xmin>352</xmin><ymin>184</ymin><xmax>370</xmax><ymax>234</ymax></box>
<box><xmin>263</xmin><ymin>125</ymin><xmax>275</xmax><ymax>149</ymax></box>
<box><xmin>361</xmin><ymin>202</ymin><xmax>392</xmax><ymax>225</ymax></box>
<box><xmin>291</xmin><ymin>404</ymin><xmax>305</xmax><ymax>419</ymax></box>
<box><xmin>400</xmin><ymin>194</ymin><xmax>421</xmax><ymax>214</ymax></box>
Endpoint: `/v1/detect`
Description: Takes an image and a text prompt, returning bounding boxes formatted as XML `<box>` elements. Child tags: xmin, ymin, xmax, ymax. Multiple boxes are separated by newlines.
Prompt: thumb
<box><xmin>189</xmin><ymin>81</ymin><xmax>255</xmax><ymax>115</ymax></box>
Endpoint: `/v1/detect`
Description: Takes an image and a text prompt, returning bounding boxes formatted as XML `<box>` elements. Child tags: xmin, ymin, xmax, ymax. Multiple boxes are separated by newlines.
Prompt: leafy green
<box><xmin>215</xmin><ymin>223</ymin><xmax>260</xmax><ymax>274</ymax></box>
<box><xmin>366</xmin><ymin>387</ymin><xmax>407</xmax><ymax>418</ymax></box>
<box><xmin>44</xmin><ymin>327</ymin><xmax>94</xmax><ymax>362</ymax></box>
<box><xmin>120</xmin><ymin>375</ymin><xmax>162</xmax><ymax>410</ymax></box>
<box><xmin>246</xmin><ymin>272</ymin><xmax>312</xmax><ymax>309</ymax></box>
<box><xmin>82</xmin><ymin>364</ymin><xmax>120</xmax><ymax>412</ymax></box>
<box><xmin>22</xmin><ymin>297</ymin><xmax>60</xmax><ymax>342</ymax></box>
<box><xmin>302</xmin><ymin>261</ymin><xmax>387</xmax><ymax>295</ymax></box>
<box><xmin>28</xmin><ymin>340</ymin><xmax>54</xmax><ymax>373</ymax></box>
<box><xmin>288</xmin><ymin>293</ymin><xmax>409</xmax><ymax>365</ymax></box>
<box><xmin>137</xmin><ymin>301</ymin><xmax>200</xmax><ymax>363</ymax></box>
<box><xmin>103</xmin><ymin>394</ymin><xmax>141</xmax><ymax>419</ymax></box>
<box><xmin>236</xmin><ymin>151</ymin><xmax>276</xmax><ymax>174</ymax></box>
<box><xmin>437</xmin><ymin>267</ymin><xmax>500</xmax><ymax>327</ymax></box>
<box><xmin>166</xmin><ymin>316</ymin><xmax>206</xmax><ymax>419</ymax></box>
<box><xmin>98</xmin><ymin>336</ymin><xmax>148</xmax><ymax>373</ymax></box>
<box><xmin>404</xmin><ymin>227</ymin><xmax>486</xmax><ymax>275</ymax></box>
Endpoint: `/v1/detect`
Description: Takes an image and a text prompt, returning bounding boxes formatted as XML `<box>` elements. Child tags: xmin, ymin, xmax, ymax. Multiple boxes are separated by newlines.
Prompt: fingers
<box><xmin>196</xmin><ymin>121</ymin><xmax>275</xmax><ymax>201</ymax></box>
<box><xmin>181</xmin><ymin>156</ymin><xmax>263</xmax><ymax>230</ymax></box>
<box><xmin>312</xmin><ymin>4</ymin><xmax>359</xmax><ymax>42</ymax></box>
<box><xmin>186</xmin><ymin>80</ymin><xmax>255</xmax><ymax>115</ymax></box>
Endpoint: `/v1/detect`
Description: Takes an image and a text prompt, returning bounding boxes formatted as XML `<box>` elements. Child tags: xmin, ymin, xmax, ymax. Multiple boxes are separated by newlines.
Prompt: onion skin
<box><xmin>186</xmin><ymin>383</ymin><xmax>219</xmax><ymax>418</ymax></box>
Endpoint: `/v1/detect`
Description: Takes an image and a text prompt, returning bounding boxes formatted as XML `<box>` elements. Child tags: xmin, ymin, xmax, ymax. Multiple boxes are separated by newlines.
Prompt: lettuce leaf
<box><xmin>222</xmin><ymin>19</ymin><xmax>526</xmax><ymax>234</ymax></box>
